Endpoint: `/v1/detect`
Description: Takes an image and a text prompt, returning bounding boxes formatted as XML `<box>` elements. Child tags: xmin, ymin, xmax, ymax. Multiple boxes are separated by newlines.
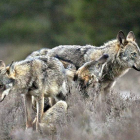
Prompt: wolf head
<box><xmin>0</xmin><ymin>60</ymin><xmax>14</xmax><ymax>102</ymax></box>
<box><xmin>117</xmin><ymin>31</ymin><xmax>140</xmax><ymax>71</ymax></box>
<box><xmin>91</xmin><ymin>54</ymin><xmax>109</xmax><ymax>80</ymax></box>
<box><xmin>75</xmin><ymin>54</ymin><xmax>109</xmax><ymax>86</ymax></box>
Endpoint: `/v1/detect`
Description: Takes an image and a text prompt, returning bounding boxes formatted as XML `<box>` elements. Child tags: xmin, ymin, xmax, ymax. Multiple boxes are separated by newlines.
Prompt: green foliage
<box><xmin>0</xmin><ymin>0</ymin><xmax>140</xmax><ymax>48</ymax></box>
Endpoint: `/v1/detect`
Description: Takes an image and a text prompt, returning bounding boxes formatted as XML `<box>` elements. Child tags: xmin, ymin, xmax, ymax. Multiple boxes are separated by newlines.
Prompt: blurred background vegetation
<box><xmin>0</xmin><ymin>0</ymin><xmax>140</xmax><ymax>63</ymax></box>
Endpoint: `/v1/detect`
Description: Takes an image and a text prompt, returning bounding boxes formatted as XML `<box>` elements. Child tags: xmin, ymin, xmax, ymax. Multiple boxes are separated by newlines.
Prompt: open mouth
<box><xmin>0</xmin><ymin>95</ymin><xmax>6</xmax><ymax>102</ymax></box>
<box><xmin>132</xmin><ymin>65</ymin><xmax>140</xmax><ymax>71</ymax></box>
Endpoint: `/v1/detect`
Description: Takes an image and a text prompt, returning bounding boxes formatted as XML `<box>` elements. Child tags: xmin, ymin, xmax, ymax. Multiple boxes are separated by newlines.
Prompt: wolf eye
<box><xmin>131</xmin><ymin>52</ymin><xmax>137</xmax><ymax>57</ymax></box>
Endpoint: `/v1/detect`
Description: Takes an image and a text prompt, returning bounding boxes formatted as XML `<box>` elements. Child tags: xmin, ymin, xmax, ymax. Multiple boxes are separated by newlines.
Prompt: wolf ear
<box><xmin>7</xmin><ymin>61</ymin><xmax>15</xmax><ymax>77</ymax></box>
<box><xmin>126</xmin><ymin>31</ymin><xmax>136</xmax><ymax>41</ymax></box>
<box><xmin>0</xmin><ymin>60</ymin><xmax>6</xmax><ymax>68</ymax></box>
<box><xmin>117</xmin><ymin>31</ymin><xmax>126</xmax><ymax>45</ymax></box>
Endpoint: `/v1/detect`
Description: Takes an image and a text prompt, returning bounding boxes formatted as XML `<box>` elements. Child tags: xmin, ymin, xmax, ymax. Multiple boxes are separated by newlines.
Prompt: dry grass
<box><xmin>0</xmin><ymin>80</ymin><xmax>140</xmax><ymax>140</ymax></box>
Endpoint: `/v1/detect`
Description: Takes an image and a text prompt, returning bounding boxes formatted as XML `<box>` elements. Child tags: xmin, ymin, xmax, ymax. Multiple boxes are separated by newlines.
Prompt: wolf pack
<box><xmin>0</xmin><ymin>31</ymin><xmax>140</xmax><ymax>134</ymax></box>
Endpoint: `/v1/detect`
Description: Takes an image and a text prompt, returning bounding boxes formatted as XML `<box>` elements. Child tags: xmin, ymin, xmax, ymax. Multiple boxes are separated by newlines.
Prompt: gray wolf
<box><xmin>74</xmin><ymin>54</ymin><xmax>109</xmax><ymax>97</ymax></box>
<box><xmin>47</xmin><ymin>31</ymin><xmax>140</xmax><ymax>98</ymax></box>
<box><xmin>0</xmin><ymin>49</ymin><xmax>52</xmax><ymax>112</ymax></box>
<box><xmin>0</xmin><ymin>56</ymin><xmax>68</xmax><ymax>132</ymax></box>
<box><xmin>75</xmin><ymin>54</ymin><xmax>109</xmax><ymax>86</ymax></box>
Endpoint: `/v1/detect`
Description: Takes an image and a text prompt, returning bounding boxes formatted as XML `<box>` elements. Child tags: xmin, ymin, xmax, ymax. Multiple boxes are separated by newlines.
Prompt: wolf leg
<box><xmin>36</xmin><ymin>94</ymin><xmax>44</xmax><ymax>132</ymax></box>
<box><xmin>24</xmin><ymin>94</ymin><xmax>32</xmax><ymax>129</ymax></box>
